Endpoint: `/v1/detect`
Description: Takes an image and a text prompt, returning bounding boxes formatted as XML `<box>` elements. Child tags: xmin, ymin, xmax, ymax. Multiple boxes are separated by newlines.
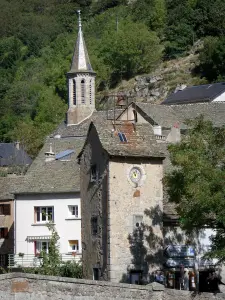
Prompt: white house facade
<box><xmin>15</xmin><ymin>193</ymin><xmax>81</xmax><ymax>257</ymax></box>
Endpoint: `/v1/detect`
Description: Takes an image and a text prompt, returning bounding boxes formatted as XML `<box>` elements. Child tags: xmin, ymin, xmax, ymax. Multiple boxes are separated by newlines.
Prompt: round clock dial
<box><xmin>129</xmin><ymin>167</ymin><xmax>142</xmax><ymax>183</ymax></box>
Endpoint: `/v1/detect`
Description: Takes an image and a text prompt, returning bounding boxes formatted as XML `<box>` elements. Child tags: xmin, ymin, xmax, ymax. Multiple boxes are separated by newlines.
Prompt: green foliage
<box><xmin>131</xmin><ymin>0</ymin><xmax>166</xmax><ymax>35</ymax></box>
<box><xmin>88</xmin><ymin>17</ymin><xmax>162</xmax><ymax>86</ymax></box>
<box><xmin>1</xmin><ymin>0</ymin><xmax>225</xmax><ymax>156</ymax></box>
<box><xmin>25</xmin><ymin>223</ymin><xmax>82</xmax><ymax>278</ymax></box>
<box><xmin>165</xmin><ymin>116</ymin><xmax>225</xmax><ymax>260</ymax></box>
<box><xmin>198</xmin><ymin>36</ymin><xmax>225</xmax><ymax>82</ymax></box>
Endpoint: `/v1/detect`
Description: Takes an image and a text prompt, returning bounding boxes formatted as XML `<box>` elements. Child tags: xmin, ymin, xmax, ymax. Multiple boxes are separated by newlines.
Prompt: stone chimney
<box><xmin>15</xmin><ymin>141</ymin><xmax>20</xmax><ymax>150</ymax></box>
<box><xmin>45</xmin><ymin>143</ymin><xmax>55</xmax><ymax>162</ymax></box>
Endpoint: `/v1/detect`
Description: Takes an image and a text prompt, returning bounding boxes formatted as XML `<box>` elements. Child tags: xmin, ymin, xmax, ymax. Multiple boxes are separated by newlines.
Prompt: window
<box><xmin>73</xmin><ymin>79</ymin><xmax>76</xmax><ymax>105</ymax></box>
<box><xmin>68</xmin><ymin>205</ymin><xmax>78</xmax><ymax>218</ymax></box>
<box><xmin>0</xmin><ymin>228</ymin><xmax>8</xmax><ymax>239</ymax></box>
<box><xmin>91</xmin><ymin>216</ymin><xmax>98</xmax><ymax>236</ymax></box>
<box><xmin>81</xmin><ymin>79</ymin><xmax>85</xmax><ymax>104</ymax></box>
<box><xmin>34</xmin><ymin>207</ymin><xmax>54</xmax><ymax>223</ymax></box>
<box><xmin>68</xmin><ymin>240</ymin><xmax>79</xmax><ymax>252</ymax></box>
<box><xmin>90</xmin><ymin>164</ymin><xmax>98</xmax><ymax>182</ymax></box>
<box><xmin>35</xmin><ymin>241</ymin><xmax>50</xmax><ymax>255</ymax></box>
<box><xmin>0</xmin><ymin>204</ymin><xmax>10</xmax><ymax>215</ymax></box>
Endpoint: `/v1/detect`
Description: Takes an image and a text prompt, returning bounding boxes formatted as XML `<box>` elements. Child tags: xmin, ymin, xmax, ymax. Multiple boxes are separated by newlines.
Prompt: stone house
<box><xmin>78</xmin><ymin>120</ymin><xmax>165</xmax><ymax>283</ymax></box>
<box><xmin>117</xmin><ymin>100</ymin><xmax>225</xmax><ymax>290</ymax></box>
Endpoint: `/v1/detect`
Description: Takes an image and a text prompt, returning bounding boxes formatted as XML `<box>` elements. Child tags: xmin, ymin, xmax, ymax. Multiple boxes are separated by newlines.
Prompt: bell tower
<box><xmin>67</xmin><ymin>10</ymin><xmax>96</xmax><ymax>126</ymax></box>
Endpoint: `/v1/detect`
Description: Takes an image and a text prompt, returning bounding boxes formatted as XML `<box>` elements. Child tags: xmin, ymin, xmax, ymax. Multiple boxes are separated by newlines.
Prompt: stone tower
<box><xmin>67</xmin><ymin>11</ymin><xmax>96</xmax><ymax>126</ymax></box>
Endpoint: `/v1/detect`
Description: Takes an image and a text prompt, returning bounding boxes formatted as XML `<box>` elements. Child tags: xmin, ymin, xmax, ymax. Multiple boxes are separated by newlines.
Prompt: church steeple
<box><xmin>67</xmin><ymin>10</ymin><xmax>96</xmax><ymax>126</ymax></box>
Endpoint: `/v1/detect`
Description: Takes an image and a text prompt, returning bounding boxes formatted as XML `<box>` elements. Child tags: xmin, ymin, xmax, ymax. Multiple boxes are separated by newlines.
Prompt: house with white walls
<box><xmin>13</xmin><ymin>138</ymin><xmax>84</xmax><ymax>265</ymax></box>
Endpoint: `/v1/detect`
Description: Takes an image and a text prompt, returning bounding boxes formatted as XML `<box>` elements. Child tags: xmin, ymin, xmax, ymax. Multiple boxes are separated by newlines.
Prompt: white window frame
<box><xmin>36</xmin><ymin>206</ymin><xmax>54</xmax><ymax>223</ymax></box>
<box><xmin>68</xmin><ymin>240</ymin><xmax>79</xmax><ymax>253</ymax></box>
<box><xmin>36</xmin><ymin>240</ymin><xmax>50</xmax><ymax>254</ymax></box>
<box><xmin>68</xmin><ymin>205</ymin><xmax>78</xmax><ymax>218</ymax></box>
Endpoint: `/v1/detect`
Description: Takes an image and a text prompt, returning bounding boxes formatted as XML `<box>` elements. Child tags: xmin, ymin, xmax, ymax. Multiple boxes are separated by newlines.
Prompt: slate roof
<box><xmin>162</xmin><ymin>82</ymin><xmax>225</xmax><ymax>105</ymax></box>
<box><xmin>171</xmin><ymin>102</ymin><xmax>225</xmax><ymax>127</ymax></box>
<box><xmin>0</xmin><ymin>176</ymin><xmax>25</xmax><ymax>200</ymax></box>
<box><xmin>0</xmin><ymin>143</ymin><xmax>32</xmax><ymax>166</ymax></box>
<box><xmin>78</xmin><ymin>120</ymin><xmax>165</xmax><ymax>159</ymax></box>
<box><xmin>17</xmin><ymin>137</ymin><xmax>85</xmax><ymax>194</ymax></box>
<box><xmin>135</xmin><ymin>103</ymin><xmax>185</xmax><ymax>129</ymax></box>
<box><xmin>51</xmin><ymin>109</ymin><xmax>124</xmax><ymax>138</ymax></box>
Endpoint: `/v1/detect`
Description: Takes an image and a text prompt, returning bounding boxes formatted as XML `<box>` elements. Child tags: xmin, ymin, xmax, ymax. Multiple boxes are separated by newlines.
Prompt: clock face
<box><xmin>129</xmin><ymin>167</ymin><xmax>142</xmax><ymax>183</ymax></box>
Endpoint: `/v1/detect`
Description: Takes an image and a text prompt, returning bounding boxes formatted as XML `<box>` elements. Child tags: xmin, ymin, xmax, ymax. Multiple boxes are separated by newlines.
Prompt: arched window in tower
<box><xmin>81</xmin><ymin>79</ymin><xmax>85</xmax><ymax>104</ymax></box>
<box><xmin>73</xmin><ymin>79</ymin><xmax>76</xmax><ymax>105</ymax></box>
<box><xmin>89</xmin><ymin>80</ymin><xmax>92</xmax><ymax>104</ymax></box>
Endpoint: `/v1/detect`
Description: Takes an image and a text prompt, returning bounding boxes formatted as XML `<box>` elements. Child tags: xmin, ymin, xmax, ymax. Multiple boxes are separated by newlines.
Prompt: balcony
<box><xmin>8</xmin><ymin>253</ymin><xmax>81</xmax><ymax>268</ymax></box>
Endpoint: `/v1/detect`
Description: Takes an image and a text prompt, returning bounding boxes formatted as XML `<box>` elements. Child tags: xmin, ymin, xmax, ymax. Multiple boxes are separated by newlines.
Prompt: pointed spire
<box><xmin>68</xmin><ymin>10</ymin><xmax>94</xmax><ymax>74</ymax></box>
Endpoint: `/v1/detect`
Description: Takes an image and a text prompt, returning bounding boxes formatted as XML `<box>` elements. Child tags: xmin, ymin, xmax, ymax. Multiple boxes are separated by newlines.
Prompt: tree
<box><xmin>95</xmin><ymin>18</ymin><xmax>162</xmax><ymax>84</ymax></box>
<box><xmin>165</xmin><ymin>116</ymin><xmax>225</xmax><ymax>261</ymax></box>
<box><xmin>131</xmin><ymin>0</ymin><xmax>166</xmax><ymax>35</ymax></box>
<box><xmin>198</xmin><ymin>36</ymin><xmax>225</xmax><ymax>82</ymax></box>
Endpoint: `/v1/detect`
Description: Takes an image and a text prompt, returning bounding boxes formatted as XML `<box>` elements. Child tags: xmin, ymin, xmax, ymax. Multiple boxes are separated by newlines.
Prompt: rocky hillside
<box><xmin>102</xmin><ymin>41</ymin><xmax>207</xmax><ymax>105</ymax></box>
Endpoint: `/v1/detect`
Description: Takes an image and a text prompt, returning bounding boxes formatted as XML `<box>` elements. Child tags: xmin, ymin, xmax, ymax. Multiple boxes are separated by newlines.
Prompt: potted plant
<box><xmin>18</xmin><ymin>252</ymin><xmax>24</xmax><ymax>257</ymax></box>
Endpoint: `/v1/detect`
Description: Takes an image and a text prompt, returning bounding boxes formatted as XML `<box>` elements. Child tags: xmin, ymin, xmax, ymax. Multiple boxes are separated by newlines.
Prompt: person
<box><xmin>183</xmin><ymin>269</ymin><xmax>189</xmax><ymax>290</ymax></box>
<box><xmin>155</xmin><ymin>271</ymin><xmax>161</xmax><ymax>283</ymax></box>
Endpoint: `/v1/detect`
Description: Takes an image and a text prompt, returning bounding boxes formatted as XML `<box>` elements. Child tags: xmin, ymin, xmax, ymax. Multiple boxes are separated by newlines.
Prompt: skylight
<box><xmin>55</xmin><ymin>149</ymin><xmax>74</xmax><ymax>160</ymax></box>
<box><xmin>118</xmin><ymin>132</ymin><xmax>128</xmax><ymax>142</ymax></box>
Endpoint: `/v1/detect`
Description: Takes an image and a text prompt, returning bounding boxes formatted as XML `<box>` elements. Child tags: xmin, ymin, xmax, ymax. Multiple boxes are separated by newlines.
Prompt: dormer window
<box><xmin>73</xmin><ymin>79</ymin><xmax>76</xmax><ymax>105</ymax></box>
<box><xmin>81</xmin><ymin>79</ymin><xmax>85</xmax><ymax>104</ymax></box>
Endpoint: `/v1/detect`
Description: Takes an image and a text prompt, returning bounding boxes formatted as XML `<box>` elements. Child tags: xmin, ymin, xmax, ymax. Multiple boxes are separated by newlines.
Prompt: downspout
<box><xmin>14</xmin><ymin>196</ymin><xmax>16</xmax><ymax>255</ymax></box>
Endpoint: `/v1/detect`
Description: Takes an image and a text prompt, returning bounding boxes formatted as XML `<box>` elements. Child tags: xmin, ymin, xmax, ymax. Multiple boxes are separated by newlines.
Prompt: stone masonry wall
<box><xmin>0</xmin><ymin>273</ymin><xmax>225</xmax><ymax>300</ymax></box>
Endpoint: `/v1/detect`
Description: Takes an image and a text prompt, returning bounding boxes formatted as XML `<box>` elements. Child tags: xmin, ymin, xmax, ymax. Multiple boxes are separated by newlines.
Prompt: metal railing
<box><xmin>8</xmin><ymin>253</ymin><xmax>81</xmax><ymax>268</ymax></box>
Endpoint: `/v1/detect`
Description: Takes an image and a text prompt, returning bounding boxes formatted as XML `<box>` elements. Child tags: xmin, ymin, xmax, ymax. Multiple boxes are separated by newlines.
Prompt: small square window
<box><xmin>68</xmin><ymin>205</ymin><xmax>78</xmax><ymax>218</ymax></box>
<box><xmin>68</xmin><ymin>240</ymin><xmax>79</xmax><ymax>252</ymax></box>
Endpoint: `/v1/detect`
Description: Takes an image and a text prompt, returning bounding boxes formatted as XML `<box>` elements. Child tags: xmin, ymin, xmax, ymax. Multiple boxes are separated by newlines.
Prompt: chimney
<box><xmin>15</xmin><ymin>141</ymin><xmax>20</xmax><ymax>150</ymax></box>
<box><xmin>45</xmin><ymin>143</ymin><xmax>55</xmax><ymax>162</ymax></box>
<box><xmin>153</xmin><ymin>125</ymin><xmax>162</xmax><ymax>136</ymax></box>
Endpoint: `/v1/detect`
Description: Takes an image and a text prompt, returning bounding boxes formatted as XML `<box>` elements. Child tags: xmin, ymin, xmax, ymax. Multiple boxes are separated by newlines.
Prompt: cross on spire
<box><xmin>77</xmin><ymin>10</ymin><xmax>82</xmax><ymax>29</ymax></box>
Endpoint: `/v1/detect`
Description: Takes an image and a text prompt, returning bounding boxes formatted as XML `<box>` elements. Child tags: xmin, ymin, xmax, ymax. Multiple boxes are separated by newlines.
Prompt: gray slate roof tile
<box><xmin>0</xmin><ymin>143</ymin><xmax>32</xmax><ymax>166</ymax></box>
<box><xmin>162</xmin><ymin>82</ymin><xmax>225</xmax><ymax>105</ymax></box>
<box><xmin>0</xmin><ymin>176</ymin><xmax>25</xmax><ymax>200</ymax></box>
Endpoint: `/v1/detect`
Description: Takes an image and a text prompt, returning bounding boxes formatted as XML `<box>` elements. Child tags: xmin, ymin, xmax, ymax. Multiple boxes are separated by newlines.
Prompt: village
<box><xmin>1</xmin><ymin>11</ymin><xmax>225</xmax><ymax>296</ymax></box>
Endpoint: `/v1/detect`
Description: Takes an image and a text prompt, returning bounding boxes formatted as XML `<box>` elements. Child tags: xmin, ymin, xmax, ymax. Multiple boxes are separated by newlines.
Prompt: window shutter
<box><xmin>34</xmin><ymin>207</ymin><xmax>37</xmax><ymax>223</ymax></box>
<box><xmin>4</xmin><ymin>228</ymin><xmax>8</xmax><ymax>239</ymax></box>
<box><xmin>3</xmin><ymin>204</ymin><xmax>10</xmax><ymax>215</ymax></box>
